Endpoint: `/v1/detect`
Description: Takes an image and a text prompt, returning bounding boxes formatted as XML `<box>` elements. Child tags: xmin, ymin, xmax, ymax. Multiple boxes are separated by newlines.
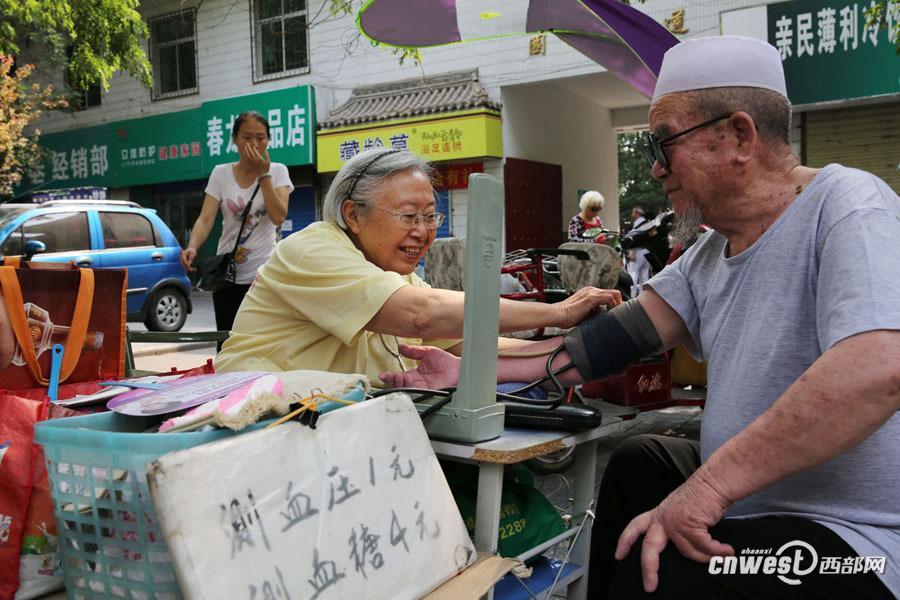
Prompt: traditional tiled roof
<box><xmin>320</xmin><ymin>70</ymin><xmax>499</xmax><ymax>129</ymax></box>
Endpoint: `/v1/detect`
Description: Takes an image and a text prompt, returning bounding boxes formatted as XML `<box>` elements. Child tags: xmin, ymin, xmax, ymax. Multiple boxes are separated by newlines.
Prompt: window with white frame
<box><xmin>253</xmin><ymin>0</ymin><xmax>309</xmax><ymax>81</ymax></box>
<box><xmin>149</xmin><ymin>9</ymin><xmax>198</xmax><ymax>99</ymax></box>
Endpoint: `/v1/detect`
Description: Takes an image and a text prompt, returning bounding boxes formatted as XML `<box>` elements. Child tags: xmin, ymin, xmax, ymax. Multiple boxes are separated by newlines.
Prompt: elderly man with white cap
<box><xmin>381</xmin><ymin>35</ymin><xmax>900</xmax><ymax>598</ymax></box>
<box><xmin>580</xmin><ymin>35</ymin><xmax>900</xmax><ymax>599</ymax></box>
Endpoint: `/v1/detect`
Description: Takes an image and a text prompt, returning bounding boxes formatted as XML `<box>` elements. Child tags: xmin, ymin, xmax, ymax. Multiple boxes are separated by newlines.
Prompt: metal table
<box><xmin>430</xmin><ymin>418</ymin><xmax>623</xmax><ymax>600</ymax></box>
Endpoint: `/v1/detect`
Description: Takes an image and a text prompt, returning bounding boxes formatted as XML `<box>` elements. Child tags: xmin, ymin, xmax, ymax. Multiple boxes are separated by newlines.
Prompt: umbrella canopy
<box><xmin>357</xmin><ymin>0</ymin><xmax>678</xmax><ymax>98</ymax></box>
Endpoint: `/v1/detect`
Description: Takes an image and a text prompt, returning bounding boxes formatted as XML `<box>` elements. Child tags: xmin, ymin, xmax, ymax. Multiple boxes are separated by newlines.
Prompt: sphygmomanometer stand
<box><xmin>421</xmin><ymin>174</ymin><xmax>623</xmax><ymax>600</ymax></box>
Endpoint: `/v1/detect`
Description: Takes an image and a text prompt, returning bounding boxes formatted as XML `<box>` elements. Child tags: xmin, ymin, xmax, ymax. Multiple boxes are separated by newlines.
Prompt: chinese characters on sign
<box><xmin>774</xmin><ymin>1</ymin><xmax>898</xmax><ymax>60</ymax></box>
<box><xmin>206</xmin><ymin>105</ymin><xmax>308</xmax><ymax>158</ymax></box>
<box><xmin>215</xmin><ymin>443</ymin><xmax>444</xmax><ymax>599</ymax></box>
<box><xmin>24</xmin><ymin>86</ymin><xmax>315</xmax><ymax>192</ymax></box>
<box><xmin>420</xmin><ymin>128</ymin><xmax>463</xmax><ymax>156</ymax></box>
<box><xmin>318</xmin><ymin>111</ymin><xmax>502</xmax><ymax>172</ymax></box>
<box><xmin>766</xmin><ymin>0</ymin><xmax>898</xmax><ymax>105</ymax></box>
<box><xmin>338</xmin><ymin>134</ymin><xmax>409</xmax><ymax>162</ymax></box>
<box><xmin>664</xmin><ymin>9</ymin><xmax>689</xmax><ymax>35</ymax></box>
<box><xmin>433</xmin><ymin>163</ymin><xmax>484</xmax><ymax>190</ymax></box>
<box><xmin>149</xmin><ymin>395</ymin><xmax>476</xmax><ymax>600</ymax></box>
<box><xmin>528</xmin><ymin>34</ymin><xmax>547</xmax><ymax>56</ymax></box>
<box><xmin>40</xmin><ymin>145</ymin><xmax>109</xmax><ymax>186</ymax></box>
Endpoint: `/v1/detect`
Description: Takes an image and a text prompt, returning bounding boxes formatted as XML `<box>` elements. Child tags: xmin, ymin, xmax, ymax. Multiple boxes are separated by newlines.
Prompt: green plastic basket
<box><xmin>34</xmin><ymin>384</ymin><xmax>366</xmax><ymax>599</ymax></box>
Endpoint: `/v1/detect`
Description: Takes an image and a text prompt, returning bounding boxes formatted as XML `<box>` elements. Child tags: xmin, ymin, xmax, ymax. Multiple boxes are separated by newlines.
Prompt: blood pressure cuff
<box><xmin>563</xmin><ymin>299</ymin><xmax>662</xmax><ymax>381</ymax></box>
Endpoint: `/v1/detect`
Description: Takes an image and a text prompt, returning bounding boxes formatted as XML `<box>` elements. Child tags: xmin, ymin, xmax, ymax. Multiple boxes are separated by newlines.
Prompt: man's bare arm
<box><xmin>616</xmin><ymin>329</ymin><xmax>900</xmax><ymax>593</ymax></box>
<box><xmin>636</xmin><ymin>287</ymin><xmax>691</xmax><ymax>351</ymax></box>
<box><xmin>696</xmin><ymin>329</ymin><xmax>900</xmax><ymax>504</ymax></box>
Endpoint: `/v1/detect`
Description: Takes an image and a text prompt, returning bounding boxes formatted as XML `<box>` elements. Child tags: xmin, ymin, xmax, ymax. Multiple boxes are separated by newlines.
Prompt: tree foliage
<box><xmin>864</xmin><ymin>0</ymin><xmax>900</xmax><ymax>55</ymax></box>
<box><xmin>0</xmin><ymin>55</ymin><xmax>66</xmax><ymax>197</ymax></box>
<box><xmin>0</xmin><ymin>0</ymin><xmax>151</xmax><ymax>90</ymax></box>
<box><xmin>617</xmin><ymin>131</ymin><xmax>666</xmax><ymax>228</ymax></box>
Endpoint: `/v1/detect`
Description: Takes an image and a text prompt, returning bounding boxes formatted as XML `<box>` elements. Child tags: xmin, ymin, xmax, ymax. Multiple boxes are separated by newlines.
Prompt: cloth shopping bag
<box><xmin>443</xmin><ymin>462</ymin><xmax>567</xmax><ymax>559</ymax></box>
<box><xmin>0</xmin><ymin>259</ymin><xmax>126</xmax><ymax>390</ymax></box>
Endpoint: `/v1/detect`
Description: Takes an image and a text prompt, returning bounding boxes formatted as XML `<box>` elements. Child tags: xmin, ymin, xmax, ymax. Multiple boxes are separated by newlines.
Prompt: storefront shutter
<box><xmin>805</xmin><ymin>102</ymin><xmax>899</xmax><ymax>194</ymax></box>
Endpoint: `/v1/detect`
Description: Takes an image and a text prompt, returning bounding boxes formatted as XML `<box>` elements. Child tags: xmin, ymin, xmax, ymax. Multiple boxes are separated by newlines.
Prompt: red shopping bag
<box><xmin>0</xmin><ymin>393</ymin><xmax>45</xmax><ymax>600</ymax></box>
<box><xmin>0</xmin><ymin>259</ymin><xmax>126</xmax><ymax>390</ymax></box>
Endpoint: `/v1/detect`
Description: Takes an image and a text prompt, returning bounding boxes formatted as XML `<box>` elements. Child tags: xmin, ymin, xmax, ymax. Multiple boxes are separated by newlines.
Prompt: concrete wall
<box><xmin>27</xmin><ymin>0</ymin><xmax>780</xmax><ymax>236</ymax></box>
<box><xmin>502</xmin><ymin>83</ymin><xmax>619</xmax><ymax>236</ymax></box>
<box><xmin>35</xmin><ymin>0</ymin><xmax>611</xmax><ymax>134</ymax></box>
<box><xmin>32</xmin><ymin>0</ymin><xmax>781</xmax><ymax>136</ymax></box>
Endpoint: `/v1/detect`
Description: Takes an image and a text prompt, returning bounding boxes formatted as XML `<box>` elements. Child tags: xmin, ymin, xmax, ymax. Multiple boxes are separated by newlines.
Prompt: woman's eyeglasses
<box><xmin>369</xmin><ymin>205</ymin><xmax>446</xmax><ymax>230</ymax></box>
<box><xmin>642</xmin><ymin>113</ymin><xmax>732</xmax><ymax>171</ymax></box>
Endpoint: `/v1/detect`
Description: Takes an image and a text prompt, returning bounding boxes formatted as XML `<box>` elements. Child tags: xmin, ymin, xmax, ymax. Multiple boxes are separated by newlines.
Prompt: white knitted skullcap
<box><xmin>652</xmin><ymin>36</ymin><xmax>788</xmax><ymax>104</ymax></box>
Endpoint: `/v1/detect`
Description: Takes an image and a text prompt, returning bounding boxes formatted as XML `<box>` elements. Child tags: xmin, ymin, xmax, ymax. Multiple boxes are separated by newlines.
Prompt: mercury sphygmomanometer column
<box><xmin>418</xmin><ymin>173</ymin><xmax>506</xmax><ymax>443</ymax></box>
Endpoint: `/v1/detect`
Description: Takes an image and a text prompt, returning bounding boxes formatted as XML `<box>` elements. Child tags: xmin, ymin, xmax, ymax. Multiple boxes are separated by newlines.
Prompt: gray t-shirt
<box><xmin>649</xmin><ymin>164</ymin><xmax>900</xmax><ymax>595</ymax></box>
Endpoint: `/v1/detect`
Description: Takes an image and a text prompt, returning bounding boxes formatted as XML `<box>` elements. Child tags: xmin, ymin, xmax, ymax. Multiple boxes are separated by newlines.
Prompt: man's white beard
<box><xmin>671</xmin><ymin>202</ymin><xmax>704</xmax><ymax>247</ymax></box>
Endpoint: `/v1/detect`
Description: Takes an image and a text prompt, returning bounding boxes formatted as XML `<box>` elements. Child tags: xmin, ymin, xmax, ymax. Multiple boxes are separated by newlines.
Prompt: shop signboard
<box><xmin>201</xmin><ymin>85</ymin><xmax>316</xmax><ymax>169</ymax></box>
<box><xmin>433</xmin><ymin>163</ymin><xmax>484</xmax><ymax>190</ymax></box>
<box><xmin>20</xmin><ymin>86</ymin><xmax>315</xmax><ymax>195</ymax></box>
<box><xmin>766</xmin><ymin>0</ymin><xmax>899</xmax><ymax>105</ymax></box>
<box><xmin>317</xmin><ymin>110</ymin><xmax>502</xmax><ymax>173</ymax></box>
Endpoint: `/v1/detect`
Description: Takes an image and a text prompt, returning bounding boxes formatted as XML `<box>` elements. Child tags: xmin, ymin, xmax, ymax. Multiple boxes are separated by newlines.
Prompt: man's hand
<box><xmin>379</xmin><ymin>344</ymin><xmax>460</xmax><ymax>389</ymax></box>
<box><xmin>556</xmin><ymin>287</ymin><xmax>622</xmax><ymax>329</ymax></box>
<box><xmin>615</xmin><ymin>473</ymin><xmax>734</xmax><ymax>593</ymax></box>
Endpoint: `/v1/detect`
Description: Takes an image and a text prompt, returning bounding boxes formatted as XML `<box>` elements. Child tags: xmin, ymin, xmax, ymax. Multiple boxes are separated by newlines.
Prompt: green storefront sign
<box><xmin>22</xmin><ymin>86</ymin><xmax>315</xmax><ymax>193</ymax></box>
<box><xmin>767</xmin><ymin>0</ymin><xmax>899</xmax><ymax>105</ymax></box>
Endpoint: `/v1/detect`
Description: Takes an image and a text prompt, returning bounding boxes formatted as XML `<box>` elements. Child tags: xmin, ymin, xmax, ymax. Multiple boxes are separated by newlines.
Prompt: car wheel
<box><xmin>144</xmin><ymin>288</ymin><xmax>187</xmax><ymax>332</ymax></box>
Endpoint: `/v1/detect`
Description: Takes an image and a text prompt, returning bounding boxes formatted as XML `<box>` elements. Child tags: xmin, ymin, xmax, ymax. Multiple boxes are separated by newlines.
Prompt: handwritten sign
<box><xmin>148</xmin><ymin>395</ymin><xmax>476</xmax><ymax>599</ymax></box>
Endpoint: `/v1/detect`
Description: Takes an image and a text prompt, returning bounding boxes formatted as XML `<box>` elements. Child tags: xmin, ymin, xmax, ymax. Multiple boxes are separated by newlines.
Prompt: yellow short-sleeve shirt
<box><xmin>214</xmin><ymin>221</ymin><xmax>457</xmax><ymax>386</ymax></box>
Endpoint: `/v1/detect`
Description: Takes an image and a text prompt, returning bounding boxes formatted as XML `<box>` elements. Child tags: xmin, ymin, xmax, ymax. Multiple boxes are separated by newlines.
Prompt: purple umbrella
<box><xmin>357</xmin><ymin>0</ymin><xmax>678</xmax><ymax>98</ymax></box>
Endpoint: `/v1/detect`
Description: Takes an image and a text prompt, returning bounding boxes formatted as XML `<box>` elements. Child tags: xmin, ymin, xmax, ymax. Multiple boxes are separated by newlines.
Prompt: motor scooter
<box><xmin>620</xmin><ymin>210</ymin><xmax>676</xmax><ymax>276</ymax></box>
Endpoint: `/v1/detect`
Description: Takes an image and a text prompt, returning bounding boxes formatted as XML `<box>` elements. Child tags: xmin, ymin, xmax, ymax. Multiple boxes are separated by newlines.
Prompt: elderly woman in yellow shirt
<box><xmin>215</xmin><ymin>148</ymin><xmax>619</xmax><ymax>386</ymax></box>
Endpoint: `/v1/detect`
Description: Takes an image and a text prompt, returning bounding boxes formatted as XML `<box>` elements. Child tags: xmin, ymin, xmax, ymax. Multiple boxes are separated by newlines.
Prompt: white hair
<box><xmin>579</xmin><ymin>190</ymin><xmax>605</xmax><ymax>212</ymax></box>
<box><xmin>322</xmin><ymin>148</ymin><xmax>434</xmax><ymax>229</ymax></box>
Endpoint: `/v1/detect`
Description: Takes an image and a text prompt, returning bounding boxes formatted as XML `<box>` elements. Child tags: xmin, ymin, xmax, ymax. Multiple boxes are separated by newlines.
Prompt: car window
<box><xmin>100</xmin><ymin>212</ymin><xmax>159</xmax><ymax>249</ymax></box>
<box><xmin>21</xmin><ymin>212</ymin><xmax>90</xmax><ymax>254</ymax></box>
<box><xmin>1</xmin><ymin>226</ymin><xmax>23</xmax><ymax>256</ymax></box>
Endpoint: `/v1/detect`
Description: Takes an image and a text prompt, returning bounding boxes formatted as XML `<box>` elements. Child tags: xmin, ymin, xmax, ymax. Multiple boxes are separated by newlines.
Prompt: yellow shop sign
<box><xmin>317</xmin><ymin>109</ymin><xmax>502</xmax><ymax>172</ymax></box>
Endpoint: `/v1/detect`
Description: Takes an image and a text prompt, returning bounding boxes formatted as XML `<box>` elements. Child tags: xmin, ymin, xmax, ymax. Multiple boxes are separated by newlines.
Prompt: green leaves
<box><xmin>0</xmin><ymin>55</ymin><xmax>67</xmax><ymax>198</ymax></box>
<box><xmin>0</xmin><ymin>0</ymin><xmax>150</xmax><ymax>90</ymax></box>
<box><xmin>617</xmin><ymin>131</ymin><xmax>666</xmax><ymax>229</ymax></box>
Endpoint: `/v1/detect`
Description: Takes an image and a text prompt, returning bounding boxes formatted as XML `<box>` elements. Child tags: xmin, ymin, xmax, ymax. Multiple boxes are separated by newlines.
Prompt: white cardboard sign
<box><xmin>148</xmin><ymin>394</ymin><xmax>476</xmax><ymax>600</ymax></box>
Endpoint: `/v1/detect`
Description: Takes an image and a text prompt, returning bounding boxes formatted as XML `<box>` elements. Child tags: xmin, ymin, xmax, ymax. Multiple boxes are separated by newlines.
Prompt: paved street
<box><xmin>129</xmin><ymin>289</ymin><xmax>219</xmax><ymax>372</ymax></box>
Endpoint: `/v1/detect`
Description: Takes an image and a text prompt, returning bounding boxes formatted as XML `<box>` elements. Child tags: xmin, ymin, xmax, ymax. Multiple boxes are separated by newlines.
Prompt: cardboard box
<box><xmin>581</xmin><ymin>356</ymin><xmax>671</xmax><ymax>408</ymax></box>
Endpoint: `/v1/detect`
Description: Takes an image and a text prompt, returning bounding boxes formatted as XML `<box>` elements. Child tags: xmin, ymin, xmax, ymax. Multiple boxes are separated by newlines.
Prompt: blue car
<box><xmin>0</xmin><ymin>199</ymin><xmax>192</xmax><ymax>331</ymax></box>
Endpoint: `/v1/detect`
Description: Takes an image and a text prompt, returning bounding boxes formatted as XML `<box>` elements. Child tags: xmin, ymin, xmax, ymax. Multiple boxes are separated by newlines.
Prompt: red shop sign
<box><xmin>433</xmin><ymin>162</ymin><xmax>483</xmax><ymax>190</ymax></box>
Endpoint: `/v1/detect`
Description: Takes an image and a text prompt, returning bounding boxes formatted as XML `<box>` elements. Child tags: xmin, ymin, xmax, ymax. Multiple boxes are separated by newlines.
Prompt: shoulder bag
<box><xmin>199</xmin><ymin>184</ymin><xmax>260</xmax><ymax>293</ymax></box>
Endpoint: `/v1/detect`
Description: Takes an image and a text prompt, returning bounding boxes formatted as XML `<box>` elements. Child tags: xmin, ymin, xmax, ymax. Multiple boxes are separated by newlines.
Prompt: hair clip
<box><xmin>346</xmin><ymin>149</ymin><xmax>401</xmax><ymax>200</ymax></box>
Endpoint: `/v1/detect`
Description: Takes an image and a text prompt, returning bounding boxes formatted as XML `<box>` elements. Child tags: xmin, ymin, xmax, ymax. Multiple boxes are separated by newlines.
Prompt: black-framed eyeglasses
<box><xmin>642</xmin><ymin>113</ymin><xmax>732</xmax><ymax>171</ymax></box>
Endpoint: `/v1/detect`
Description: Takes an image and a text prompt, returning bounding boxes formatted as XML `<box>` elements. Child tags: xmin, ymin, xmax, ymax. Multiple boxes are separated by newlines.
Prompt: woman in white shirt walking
<box><xmin>179</xmin><ymin>111</ymin><xmax>294</xmax><ymax>335</ymax></box>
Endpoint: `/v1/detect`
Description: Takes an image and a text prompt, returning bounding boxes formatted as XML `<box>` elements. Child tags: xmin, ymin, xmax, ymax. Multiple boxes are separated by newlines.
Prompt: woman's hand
<box><xmin>242</xmin><ymin>143</ymin><xmax>271</xmax><ymax>179</ymax></box>
<box><xmin>556</xmin><ymin>287</ymin><xmax>622</xmax><ymax>329</ymax></box>
<box><xmin>379</xmin><ymin>344</ymin><xmax>461</xmax><ymax>389</ymax></box>
<box><xmin>180</xmin><ymin>247</ymin><xmax>198</xmax><ymax>272</ymax></box>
